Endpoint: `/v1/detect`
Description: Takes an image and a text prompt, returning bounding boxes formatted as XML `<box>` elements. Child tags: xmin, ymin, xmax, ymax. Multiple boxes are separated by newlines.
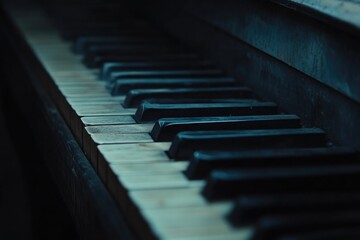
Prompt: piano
<box><xmin>1</xmin><ymin>0</ymin><xmax>360</xmax><ymax>239</ymax></box>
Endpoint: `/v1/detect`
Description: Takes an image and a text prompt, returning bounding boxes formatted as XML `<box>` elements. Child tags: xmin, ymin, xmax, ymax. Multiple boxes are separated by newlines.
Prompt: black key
<box><xmin>280</xmin><ymin>227</ymin><xmax>360</xmax><ymax>240</ymax></box>
<box><xmin>228</xmin><ymin>192</ymin><xmax>360</xmax><ymax>226</ymax></box>
<box><xmin>108</xmin><ymin>69</ymin><xmax>224</xmax><ymax>83</ymax></box>
<box><xmin>110</xmin><ymin>77</ymin><xmax>236</xmax><ymax>95</ymax></box>
<box><xmin>169</xmin><ymin>128</ymin><xmax>326</xmax><ymax>159</ymax></box>
<box><xmin>134</xmin><ymin>98</ymin><xmax>256</xmax><ymax>105</ymax></box>
<box><xmin>101</xmin><ymin>60</ymin><xmax>213</xmax><ymax>80</ymax></box>
<box><xmin>152</xmin><ymin>114</ymin><xmax>300</xmax><ymax>142</ymax></box>
<box><xmin>73</xmin><ymin>36</ymin><xmax>169</xmax><ymax>54</ymax></box>
<box><xmin>252</xmin><ymin>211</ymin><xmax>360</xmax><ymax>240</ymax></box>
<box><xmin>124</xmin><ymin>87</ymin><xmax>252</xmax><ymax>107</ymax></box>
<box><xmin>84</xmin><ymin>44</ymin><xmax>188</xmax><ymax>68</ymax></box>
<box><xmin>202</xmin><ymin>164</ymin><xmax>360</xmax><ymax>201</ymax></box>
<box><xmin>186</xmin><ymin>147</ymin><xmax>357</xmax><ymax>179</ymax></box>
<box><xmin>86</xmin><ymin>43</ymin><xmax>185</xmax><ymax>55</ymax></box>
<box><xmin>61</xmin><ymin>24</ymin><xmax>161</xmax><ymax>40</ymax></box>
<box><xmin>134</xmin><ymin>101</ymin><xmax>277</xmax><ymax>123</ymax></box>
<box><xmin>89</xmin><ymin>53</ymin><xmax>199</xmax><ymax>68</ymax></box>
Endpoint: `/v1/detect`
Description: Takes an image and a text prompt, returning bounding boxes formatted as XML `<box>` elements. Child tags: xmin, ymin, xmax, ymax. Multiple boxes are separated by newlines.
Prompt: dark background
<box><xmin>0</xmin><ymin>0</ymin><xmax>359</xmax><ymax>239</ymax></box>
<box><xmin>0</xmin><ymin>1</ymin><xmax>78</xmax><ymax>238</ymax></box>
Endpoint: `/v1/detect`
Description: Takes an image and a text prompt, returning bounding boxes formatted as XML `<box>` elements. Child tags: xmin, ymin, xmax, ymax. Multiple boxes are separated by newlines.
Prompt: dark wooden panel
<box><xmin>138</xmin><ymin>0</ymin><xmax>360</xmax><ymax>104</ymax></box>
<box><xmin>136</xmin><ymin>0</ymin><xmax>360</xmax><ymax>150</ymax></box>
<box><xmin>273</xmin><ymin>0</ymin><xmax>360</xmax><ymax>35</ymax></box>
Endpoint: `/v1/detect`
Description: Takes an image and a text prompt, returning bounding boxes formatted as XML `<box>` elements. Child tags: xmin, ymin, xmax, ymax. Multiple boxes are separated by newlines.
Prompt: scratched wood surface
<box><xmin>142</xmin><ymin>0</ymin><xmax>360</xmax><ymax>151</ymax></box>
<box><xmin>276</xmin><ymin>0</ymin><xmax>360</xmax><ymax>29</ymax></box>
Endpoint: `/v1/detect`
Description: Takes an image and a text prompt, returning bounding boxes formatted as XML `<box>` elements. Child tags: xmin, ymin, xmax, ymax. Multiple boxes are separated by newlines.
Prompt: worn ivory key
<box><xmin>98</xmin><ymin>142</ymin><xmax>170</xmax><ymax>183</ymax></box>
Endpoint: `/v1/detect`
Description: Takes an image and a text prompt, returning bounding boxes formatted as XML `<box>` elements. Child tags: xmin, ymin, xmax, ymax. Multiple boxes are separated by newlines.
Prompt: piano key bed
<box><xmin>2</xmin><ymin>1</ymin><xmax>360</xmax><ymax>240</ymax></box>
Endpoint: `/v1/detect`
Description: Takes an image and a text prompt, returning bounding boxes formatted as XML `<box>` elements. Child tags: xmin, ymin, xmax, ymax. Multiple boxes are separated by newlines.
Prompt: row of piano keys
<box><xmin>10</xmin><ymin>2</ymin><xmax>360</xmax><ymax>240</ymax></box>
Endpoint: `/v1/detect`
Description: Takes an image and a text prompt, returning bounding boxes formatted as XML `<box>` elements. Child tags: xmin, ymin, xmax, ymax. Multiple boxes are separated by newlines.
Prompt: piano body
<box><xmin>0</xmin><ymin>0</ymin><xmax>359</xmax><ymax>239</ymax></box>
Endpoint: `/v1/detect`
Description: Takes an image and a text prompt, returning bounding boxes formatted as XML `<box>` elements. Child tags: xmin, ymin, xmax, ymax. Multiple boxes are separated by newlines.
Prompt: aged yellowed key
<box><xmin>140</xmin><ymin>206</ymin><xmax>253</xmax><ymax>240</ymax></box>
<box><xmin>69</xmin><ymin>96</ymin><xmax>136</xmax><ymax>150</ymax></box>
<box><xmin>100</xmin><ymin>143</ymin><xmax>252</xmax><ymax>240</ymax></box>
<box><xmin>85</xmin><ymin>124</ymin><xmax>153</xmax><ymax>168</ymax></box>
<box><xmin>98</xmin><ymin>142</ymin><xmax>171</xmax><ymax>182</ymax></box>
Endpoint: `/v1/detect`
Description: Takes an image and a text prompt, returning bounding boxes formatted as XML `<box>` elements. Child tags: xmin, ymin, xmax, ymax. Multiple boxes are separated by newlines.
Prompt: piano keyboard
<box><xmin>6</xmin><ymin>2</ymin><xmax>360</xmax><ymax>240</ymax></box>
